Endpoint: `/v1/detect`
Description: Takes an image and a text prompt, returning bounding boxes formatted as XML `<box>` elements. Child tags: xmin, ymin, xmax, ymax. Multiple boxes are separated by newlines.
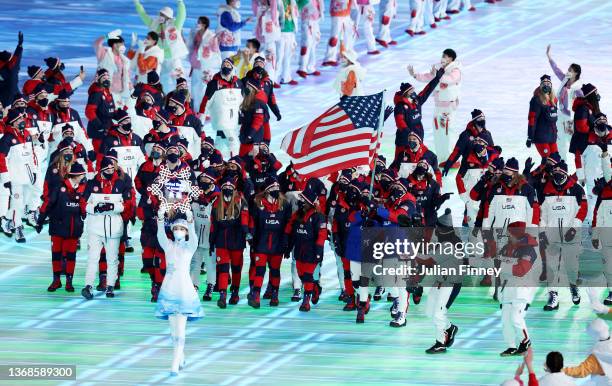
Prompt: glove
<box><xmin>131</xmin><ymin>32</ymin><xmax>138</xmax><ymax>48</ymax></box>
<box><xmin>471</xmin><ymin>227</ymin><xmax>480</xmax><ymax>238</ymax></box>
<box><xmin>564</xmin><ymin>227</ymin><xmax>576</xmax><ymax>242</ymax></box>
<box><xmin>209</xmin><ymin>245</ymin><xmax>215</xmax><ymax>256</ymax></box>
<box><xmin>185</xmin><ymin>210</ymin><xmax>193</xmax><ymax>223</ymax></box>
<box><xmin>3</xmin><ymin>181</ymin><xmax>11</xmax><ymax>191</ymax></box>
<box><xmin>32</xmin><ymin>174</ymin><xmax>37</xmax><ymax>185</ymax></box>
<box><xmin>34</xmin><ymin>222</ymin><xmax>43</xmax><ymax>234</ymax></box>
<box><xmin>526</xmin><ymin>139</ymin><xmax>532</xmax><ymax>148</ymax></box>
<box><xmin>593</xmin><ymin>302</ymin><xmax>610</xmax><ymax>315</ymax></box>
<box><xmin>130</xmin><ymin>216</ymin><xmax>136</xmax><ymax>225</ymax></box>
<box><xmin>435</xmin><ymin>67</ymin><xmax>446</xmax><ymax>77</ymax></box>
<box><xmin>245</xmin><ymin>233</ymin><xmax>253</xmax><ymax>242</ymax></box>
<box><xmin>523</xmin><ymin>157</ymin><xmax>534</xmax><ymax>176</ymax></box>
<box><xmin>442</xmin><ymin>163</ymin><xmax>451</xmax><ymax>177</ymax></box>
<box><xmin>384</xmin><ymin>106</ymin><xmax>394</xmax><ymax>121</ymax></box>
<box><xmin>18</xmin><ymin>31</ymin><xmax>23</xmax><ymax>46</ymax></box>
<box><xmin>593</xmin><ymin>177</ymin><xmax>606</xmax><ymax>196</ymax></box>
<box><xmin>593</xmin><ymin>239</ymin><xmax>600</xmax><ymax>249</ymax></box>
<box><xmin>94</xmin><ymin>203</ymin><xmax>105</xmax><ymax>213</ymax></box>
<box><xmin>283</xmin><ymin>252</ymin><xmax>291</xmax><ymax>259</ymax></box>
<box><xmin>88</xmin><ymin>150</ymin><xmax>96</xmax><ymax>162</ymax></box>
<box><xmin>598</xmin><ymin>140</ymin><xmax>608</xmax><ymax>153</ymax></box>
<box><xmin>274</xmin><ymin>111</ymin><xmax>282</xmax><ymax>121</ymax></box>
<box><xmin>538</xmin><ymin>232</ymin><xmax>549</xmax><ymax>249</ymax></box>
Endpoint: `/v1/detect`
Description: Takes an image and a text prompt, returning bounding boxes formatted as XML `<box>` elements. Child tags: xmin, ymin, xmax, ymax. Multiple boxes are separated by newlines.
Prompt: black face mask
<box><xmin>338</xmin><ymin>182</ymin><xmax>348</xmax><ymax>193</ymax></box>
<box><xmin>254</xmin><ymin>66</ymin><xmax>265</xmax><ymax>76</ymax></box>
<box><xmin>178</xmin><ymin>89</ymin><xmax>189</xmax><ymax>98</ymax></box>
<box><xmin>141</xmin><ymin>101</ymin><xmax>152</xmax><ymax>110</ymax></box>
<box><xmin>408</xmin><ymin>140</ymin><xmax>419</xmax><ymax>151</ymax></box>
<box><xmin>167</xmin><ymin>153</ymin><xmax>180</xmax><ymax>163</ymax></box>
<box><xmin>59</xmin><ymin>63</ymin><xmax>65</xmax><ymax>71</ymax></box>
<box><xmin>541</xmin><ymin>85</ymin><xmax>552</xmax><ymax>94</ymax></box>
<box><xmin>16</xmin><ymin>106</ymin><xmax>26</xmax><ymax>114</ymax></box>
<box><xmin>346</xmin><ymin>189</ymin><xmax>360</xmax><ymax>204</ymax></box>
<box><xmin>63</xmin><ymin>154</ymin><xmax>73</xmax><ymax>162</ymax></box>
<box><xmin>413</xmin><ymin>166</ymin><xmax>427</xmax><ymax>177</ymax></box>
<box><xmin>222</xmin><ymin>188</ymin><xmax>234</xmax><ymax>199</ymax></box>
<box><xmin>17</xmin><ymin>121</ymin><xmax>25</xmax><ymax>130</ymax></box>
<box><xmin>226</xmin><ymin>168</ymin><xmax>239</xmax><ymax>177</ymax></box>
<box><xmin>269</xmin><ymin>190</ymin><xmax>280</xmax><ymax>199</ymax></box>
<box><xmin>389</xmin><ymin>189</ymin><xmax>402</xmax><ymax>203</ymax></box>
<box><xmin>101</xmin><ymin>79</ymin><xmax>111</xmax><ymax>88</ymax></box>
<box><xmin>380</xmin><ymin>179</ymin><xmax>391</xmax><ymax>191</ymax></box>
<box><xmin>59</xmin><ymin>104</ymin><xmax>70</xmax><ymax>111</ymax></box>
<box><xmin>168</xmin><ymin>105</ymin><xmax>178</xmax><ymax>114</ymax></box>
<box><xmin>475</xmin><ymin>119</ymin><xmax>485</xmax><ymax>129</ymax></box>
<box><xmin>473</xmin><ymin>144</ymin><xmax>486</xmax><ymax>155</ymax></box>
<box><xmin>484</xmin><ymin>170</ymin><xmax>493</xmax><ymax>179</ymax></box>
<box><xmin>120</xmin><ymin>123</ymin><xmax>132</xmax><ymax>133</ymax></box>
<box><xmin>409</xmin><ymin>92</ymin><xmax>418</xmax><ymax>100</ymax></box>
<box><xmin>199</xmin><ymin>181</ymin><xmax>213</xmax><ymax>192</ymax></box>
<box><xmin>500</xmin><ymin>174</ymin><xmax>513</xmax><ymax>185</ymax></box>
<box><xmin>103</xmin><ymin>170</ymin><xmax>115</xmax><ymax>179</ymax></box>
<box><xmin>37</xmin><ymin>98</ymin><xmax>49</xmax><ymax>107</ymax></box>
<box><xmin>553</xmin><ymin>173</ymin><xmax>567</xmax><ymax>186</ymax></box>
<box><xmin>544</xmin><ymin>163</ymin><xmax>553</xmax><ymax>174</ymax></box>
<box><xmin>150</xmin><ymin>150</ymin><xmax>162</xmax><ymax>160</ymax></box>
<box><xmin>221</xmin><ymin>67</ymin><xmax>232</xmax><ymax>76</ymax></box>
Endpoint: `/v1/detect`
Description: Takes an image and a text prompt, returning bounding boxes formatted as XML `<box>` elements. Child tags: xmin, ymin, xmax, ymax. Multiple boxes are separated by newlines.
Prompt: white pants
<box><xmin>376</xmin><ymin>0</ymin><xmax>396</xmax><ymax>42</ymax></box>
<box><xmin>0</xmin><ymin>185</ymin><xmax>9</xmax><ymax>218</ymax></box>
<box><xmin>85</xmin><ymin>233</ymin><xmax>120</xmax><ymax>287</ymax></box>
<box><xmin>214</xmin><ymin>129</ymin><xmax>239</xmax><ymax>160</ymax></box>
<box><xmin>447</xmin><ymin>0</ymin><xmax>471</xmax><ymax>11</ymax></box>
<box><xmin>433</xmin><ymin>0</ymin><xmax>449</xmax><ymax>18</ymax></box>
<box><xmin>291</xmin><ymin>255</ymin><xmax>302</xmax><ymax>290</ymax></box>
<box><xmin>409</xmin><ymin>0</ymin><xmax>425</xmax><ymax>32</ymax></box>
<box><xmin>324</xmin><ymin>16</ymin><xmax>355</xmax><ymax>62</ymax></box>
<box><xmin>168</xmin><ymin>314</ymin><xmax>187</xmax><ymax>373</ymax></box>
<box><xmin>355</xmin><ymin>5</ymin><xmax>377</xmax><ymax>52</ymax></box>
<box><xmin>277</xmin><ymin>32</ymin><xmax>296</xmax><ymax>83</ymax></box>
<box><xmin>299</xmin><ymin>20</ymin><xmax>321</xmax><ymax>74</ymax></box>
<box><xmin>501</xmin><ymin>302</ymin><xmax>529</xmax><ymax>348</ymax></box>
<box><xmin>191</xmin><ymin>68</ymin><xmax>205</xmax><ymax>113</ymax></box>
<box><xmin>8</xmin><ymin>183</ymin><xmax>36</xmax><ymax>228</ymax></box>
<box><xmin>425</xmin><ymin>286</ymin><xmax>453</xmax><ymax>342</ymax></box>
<box><xmin>190</xmin><ymin>246</ymin><xmax>212</xmax><ymax>288</ymax></box>
<box><xmin>556</xmin><ymin>116</ymin><xmax>573</xmax><ymax>163</ymax></box>
<box><xmin>349</xmin><ymin>260</ymin><xmax>371</xmax><ymax>301</ymax></box>
<box><xmin>433</xmin><ymin>103</ymin><xmax>457</xmax><ymax>164</ymax></box>
<box><xmin>424</xmin><ymin>0</ymin><xmax>436</xmax><ymax>26</ymax></box>
<box><xmin>161</xmin><ymin>58</ymin><xmax>184</xmax><ymax>95</ymax></box>
<box><xmin>545</xmin><ymin>242</ymin><xmax>580</xmax><ymax>290</ymax></box>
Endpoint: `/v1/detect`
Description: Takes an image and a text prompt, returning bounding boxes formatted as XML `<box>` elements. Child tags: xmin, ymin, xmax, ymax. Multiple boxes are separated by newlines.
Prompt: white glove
<box><xmin>157</xmin><ymin>204</ymin><xmax>166</xmax><ymax>220</ymax></box>
<box><xmin>131</xmin><ymin>32</ymin><xmax>138</xmax><ymax>48</ymax></box>
<box><xmin>185</xmin><ymin>210</ymin><xmax>194</xmax><ymax>223</ymax></box>
<box><xmin>108</xmin><ymin>29</ymin><xmax>122</xmax><ymax>40</ymax></box>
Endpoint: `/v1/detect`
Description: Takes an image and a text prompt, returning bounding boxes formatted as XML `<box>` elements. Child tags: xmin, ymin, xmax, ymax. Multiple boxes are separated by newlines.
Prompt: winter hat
<box><xmin>159</xmin><ymin>6</ymin><xmax>174</xmax><ymax>19</ymax></box>
<box><xmin>201</xmin><ymin>135</ymin><xmax>215</xmax><ymax>149</ymax></box>
<box><xmin>147</xmin><ymin>71</ymin><xmax>160</xmax><ymax>85</ymax></box>
<box><xmin>300</xmin><ymin>188</ymin><xmax>318</xmax><ymax>206</ymax></box>
<box><xmin>6</xmin><ymin>109</ymin><xmax>23</xmax><ymax>125</ymax></box>
<box><xmin>56</xmin><ymin>89</ymin><xmax>71</xmax><ymax>102</ymax></box>
<box><xmin>171</xmin><ymin>218</ymin><xmax>189</xmax><ymax>232</ymax></box>
<box><xmin>594</xmin><ymin>112</ymin><xmax>608</xmax><ymax>125</ymax></box>
<box><xmin>61</xmin><ymin>123</ymin><xmax>74</xmax><ymax>135</ymax></box>
<box><xmin>222</xmin><ymin>58</ymin><xmax>234</xmax><ymax>69</ymax></box>
<box><xmin>209</xmin><ymin>152</ymin><xmax>224</xmax><ymax>168</ymax></box>
<box><xmin>176</xmin><ymin>77</ymin><xmax>188</xmax><ymax>87</ymax></box>
<box><xmin>376</xmin><ymin>155</ymin><xmax>386</xmax><ymax>168</ymax></box>
<box><xmin>491</xmin><ymin>157</ymin><xmax>504</xmax><ymax>171</ymax></box>
<box><xmin>100</xmin><ymin>157</ymin><xmax>115</xmax><ymax>172</ymax></box>
<box><xmin>245</xmin><ymin>79</ymin><xmax>259</xmax><ymax>92</ymax></box>
<box><xmin>228</xmin><ymin>156</ymin><xmax>245</xmax><ymax>172</ymax></box>
<box><xmin>407</xmin><ymin>131</ymin><xmax>423</xmax><ymax>143</ymax></box>
<box><xmin>27</xmin><ymin>65</ymin><xmax>42</xmax><ymax>79</ymax></box>
<box><xmin>349</xmin><ymin>179</ymin><xmax>368</xmax><ymax>194</ymax></box>
<box><xmin>540</xmin><ymin>74</ymin><xmax>552</xmax><ymax>83</ymax></box>
<box><xmin>547</xmin><ymin>152</ymin><xmax>562</xmax><ymax>165</ymax></box>
<box><xmin>220</xmin><ymin>177</ymin><xmax>236</xmax><ymax>190</ymax></box>
<box><xmin>106</xmin><ymin>29</ymin><xmax>124</xmax><ymax>44</ymax></box>
<box><xmin>177</xmin><ymin>138</ymin><xmax>189</xmax><ymax>153</ymax></box>
<box><xmin>508</xmin><ymin>221</ymin><xmax>526</xmax><ymax>238</ymax></box>
<box><xmin>555</xmin><ymin>160</ymin><xmax>569</xmax><ymax>175</ymax></box>
<box><xmin>337</xmin><ymin>169</ymin><xmax>352</xmax><ymax>185</ymax></box>
<box><xmin>12</xmin><ymin>93</ymin><xmax>26</xmax><ymax>106</ymax></box>
<box><xmin>586</xmin><ymin>318</ymin><xmax>610</xmax><ymax>341</ymax></box>
<box><xmin>253</xmin><ymin>55</ymin><xmax>266</xmax><ymax>66</ymax></box>
<box><xmin>57</xmin><ymin>138</ymin><xmax>73</xmax><ymax>153</ymax></box>
<box><xmin>32</xmin><ymin>83</ymin><xmax>47</xmax><ymax>98</ymax></box>
<box><xmin>473</xmin><ymin>136</ymin><xmax>489</xmax><ymax>146</ymax></box>
<box><xmin>154</xmin><ymin>109</ymin><xmax>171</xmax><ymax>125</ymax></box>
<box><xmin>96</xmin><ymin>68</ymin><xmax>109</xmax><ymax>81</ymax></box>
<box><xmin>381</xmin><ymin>168</ymin><xmax>398</xmax><ymax>181</ymax></box>
<box><xmin>105</xmin><ymin>148</ymin><xmax>119</xmax><ymax>162</ymax></box>
<box><xmin>471</xmin><ymin>109</ymin><xmax>484</xmax><ymax>121</ymax></box>
<box><xmin>263</xmin><ymin>175</ymin><xmax>279</xmax><ymax>192</ymax></box>
<box><xmin>0</xmin><ymin>51</ymin><xmax>11</xmax><ymax>62</ymax></box>
<box><xmin>399</xmin><ymin>82</ymin><xmax>414</xmax><ymax>94</ymax></box>
<box><xmin>44</xmin><ymin>57</ymin><xmax>61</xmax><ymax>71</ymax></box>
<box><xmin>68</xmin><ymin>163</ymin><xmax>86</xmax><ymax>176</ymax></box>
<box><xmin>504</xmin><ymin>157</ymin><xmax>519</xmax><ymax>172</ymax></box>
<box><xmin>200</xmin><ymin>167</ymin><xmax>219</xmax><ymax>182</ymax></box>
<box><xmin>436</xmin><ymin>208</ymin><xmax>453</xmax><ymax>228</ymax></box>
<box><xmin>581</xmin><ymin>83</ymin><xmax>597</xmax><ymax>98</ymax></box>
<box><xmin>169</xmin><ymin>92</ymin><xmax>186</xmax><ymax>109</ymax></box>
<box><xmin>152</xmin><ymin>141</ymin><xmax>167</xmax><ymax>153</ymax></box>
<box><xmin>113</xmin><ymin>109</ymin><xmax>130</xmax><ymax>124</ymax></box>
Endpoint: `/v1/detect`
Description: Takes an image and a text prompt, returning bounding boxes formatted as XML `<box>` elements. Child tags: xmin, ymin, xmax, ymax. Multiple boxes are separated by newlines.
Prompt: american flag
<box><xmin>281</xmin><ymin>92</ymin><xmax>384</xmax><ymax>178</ymax></box>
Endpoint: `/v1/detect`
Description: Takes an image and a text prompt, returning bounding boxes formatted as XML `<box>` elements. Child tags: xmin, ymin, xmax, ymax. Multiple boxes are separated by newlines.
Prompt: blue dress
<box><xmin>154</xmin><ymin>219</ymin><xmax>205</xmax><ymax>321</ymax></box>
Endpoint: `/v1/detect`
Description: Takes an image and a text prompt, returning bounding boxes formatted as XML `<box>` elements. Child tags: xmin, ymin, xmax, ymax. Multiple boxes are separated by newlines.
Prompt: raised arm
<box><xmin>546</xmin><ymin>45</ymin><xmax>565</xmax><ymax>81</ymax></box>
<box><xmin>156</xmin><ymin>207</ymin><xmax>170</xmax><ymax>251</ymax></box>
<box><xmin>134</xmin><ymin>0</ymin><xmax>153</xmax><ymax>27</ymax></box>
<box><xmin>175</xmin><ymin>0</ymin><xmax>186</xmax><ymax>30</ymax></box>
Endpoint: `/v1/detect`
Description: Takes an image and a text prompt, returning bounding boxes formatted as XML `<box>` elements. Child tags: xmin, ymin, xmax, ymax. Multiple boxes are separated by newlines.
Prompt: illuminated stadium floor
<box><xmin>1</xmin><ymin>0</ymin><xmax>612</xmax><ymax>384</ymax></box>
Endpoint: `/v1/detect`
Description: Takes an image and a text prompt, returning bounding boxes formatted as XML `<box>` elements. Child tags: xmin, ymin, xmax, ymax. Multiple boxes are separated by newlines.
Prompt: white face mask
<box><xmin>173</xmin><ymin>229</ymin><xmax>187</xmax><ymax>241</ymax></box>
<box><xmin>118</xmin><ymin>45</ymin><xmax>126</xmax><ymax>54</ymax></box>
<box><xmin>234</xmin><ymin>1</ymin><xmax>241</xmax><ymax>8</ymax></box>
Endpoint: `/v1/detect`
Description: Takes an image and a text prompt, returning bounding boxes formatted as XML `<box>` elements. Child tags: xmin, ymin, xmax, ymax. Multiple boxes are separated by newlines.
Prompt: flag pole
<box><xmin>368</xmin><ymin>89</ymin><xmax>386</xmax><ymax>201</ymax></box>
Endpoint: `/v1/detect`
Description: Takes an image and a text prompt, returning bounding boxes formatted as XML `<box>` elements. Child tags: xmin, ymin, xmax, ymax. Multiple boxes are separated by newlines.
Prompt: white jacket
<box><xmin>97</xmin><ymin>45</ymin><xmax>131</xmax><ymax>98</ymax></box>
<box><xmin>85</xmin><ymin>193</ymin><xmax>125</xmax><ymax>238</ymax></box>
<box><xmin>197</xmin><ymin>29</ymin><xmax>222</xmax><ymax>77</ymax></box>
<box><xmin>538</xmin><ymin>372</ymin><xmax>576</xmax><ymax>386</ymax></box>
<box><xmin>109</xmin><ymin>144</ymin><xmax>146</xmax><ymax>183</ymax></box>
<box><xmin>206</xmin><ymin>87</ymin><xmax>243</xmax><ymax>134</ymax></box>
<box><xmin>191</xmin><ymin>201</ymin><xmax>213</xmax><ymax>247</ymax></box>
<box><xmin>0</xmin><ymin>132</ymin><xmax>37</xmax><ymax>186</ymax></box>
<box><xmin>539</xmin><ymin>187</ymin><xmax>585</xmax><ymax>244</ymax></box>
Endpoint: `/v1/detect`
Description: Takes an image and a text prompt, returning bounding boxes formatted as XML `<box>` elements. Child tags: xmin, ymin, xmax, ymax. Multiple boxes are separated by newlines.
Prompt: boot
<box><xmin>263</xmin><ymin>284</ymin><xmax>273</xmax><ymax>300</ymax></box>
<box><xmin>311</xmin><ymin>281</ymin><xmax>322</xmax><ymax>305</ymax></box>
<box><xmin>543</xmin><ymin>291</ymin><xmax>559</xmax><ymax>311</ymax></box>
<box><xmin>364</xmin><ymin>294</ymin><xmax>372</xmax><ymax>314</ymax></box>
<box><xmin>270</xmin><ymin>289</ymin><xmax>279</xmax><ymax>307</ymax></box>
<box><xmin>151</xmin><ymin>283</ymin><xmax>160</xmax><ymax>302</ymax></box>
<box><xmin>373</xmin><ymin>286</ymin><xmax>385</xmax><ymax>301</ymax></box>
<box><xmin>125</xmin><ymin>237</ymin><xmax>134</xmax><ymax>253</ymax></box>
<box><xmin>105</xmin><ymin>285</ymin><xmax>115</xmax><ymax>298</ymax></box>
<box><xmin>356</xmin><ymin>304</ymin><xmax>365</xmax><ymax>323</ymax></box>
<box><xmin>570</xmin><ymin>284</ymin><xmax>581</xmax><ymax>305</ymax></box>
<box><xmin>299</xmin><ymin>293</ymin><xmax>311</xmax><ymax>312</ymax></box>
<box><xmin>140</xmin><ymin>266</ymin><xmax>148</xmax><ymax>274</ymax></box>
<box><xmin>389</xmin><ymin>297</ymin><xmax>399</xmax><ymax>319</ymax></box>
<box><xmin>389</xmin><ymin>312</ymin><xmax>406</xmax><ymax>327</ymax></box>
<box><xmin>337</xmin><ymin>289</ymin><xmax>346</xmax><ymax>302</ymax></box>
<box><xmin>65</xmin><ymin>275</ymin><xmax>74</xmax><ymax>292</ymax></box>
<box><xmin>1</xmin><ymin>216</ymin><xmax>13</xmax><ymax>237</ymax></box>
<box><xmin>248</xmin><ymin>289</ymin><xmax>260</xmax><ymax>309</ymax></box>
<box><xmin>426</xmin><ymin>341</ymin><xmax>447</xmax><ymax>354</ymax></box>
<box><xmin>96</xmin><ymin>274</ymin><xmax>107</xmax><ymax>291</ymax></box>
<box><xmin>217</xmin><ymin>290</ymin><xmax>227</xmax><ymax>309</ymax></box>
<box><xmin>500</xmin><ymin>347</ymin><xmax>518</xmax><ymax>357</ymax></box>
<box><xmin>47</xmin><ymin>276</ymin><xmax>62</xmax><ymax>292</ymax></box>
<box><xmin>291</xmin><ymin>288</ymin><xmax>301</xmax><ymax>302</ymax></box>
<box><xmin>411</xmin><ymin>286</ymin><xmax>423</xmax><ymax>305</ymax></box>
<box><xmin>228</xmin><ymin>287</ymin><xmax>240</xmax><ymax>305</ymax></box>
<box><xmin>515</xmin><ymin>340</ymin><xmax>531</xmax><ymax>355</ymax></box>
<box><xmin>114</xmin><ymin>278</ymin><xmax>121</xmax><ymax>290</ymax></box>
<box><xmin>343</xmin><ymin>294</ymin><xmax>357</xmax><ymax>311</ymax></box>
<box><xmin>445</xmin><ymin>324</ymin><xmax>459</xmax><ymax>348</ymax></box>
<box><xmin>203</xmin><ymin>283</ymin><xmax>213</xmax><ymax>301</ymax></box>
<box><xmin>14</xmin><ymin>225</ymin><xmax>25</xmax><ymax>243</ymax></box>
<box><xmin>26</xmin><ymin>210</ymin><xmax>38</xmax><ymax>227</ymax></box>
<box><xmin>81</xmin><ymin>285</ymin><xmax>94</xmax><ymax>300</ymax></box>
<box><xmin>604</xmin><ymin>291</ymin><xmax>612</xmax><ymax>306</ymax></box>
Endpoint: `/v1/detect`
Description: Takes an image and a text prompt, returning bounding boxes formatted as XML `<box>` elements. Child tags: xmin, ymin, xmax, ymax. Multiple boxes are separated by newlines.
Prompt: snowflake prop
<box><xmin>148</xmin><ymin>164</ymin><xmax>202</xmax><ymax>213</ymax></box>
